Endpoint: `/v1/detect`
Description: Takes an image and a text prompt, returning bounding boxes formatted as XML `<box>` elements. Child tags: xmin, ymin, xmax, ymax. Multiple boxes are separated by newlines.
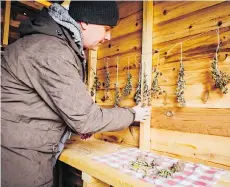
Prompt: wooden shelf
<box><xmin>59</xmin><ymin>135</ymin><xmax>230</xmax><ymax>187</ymax></box>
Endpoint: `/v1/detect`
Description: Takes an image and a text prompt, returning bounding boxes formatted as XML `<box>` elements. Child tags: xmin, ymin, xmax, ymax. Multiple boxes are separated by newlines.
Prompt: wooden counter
<box><xmin>59</xmin><ymin>135</ymin><xmax>230</xmax><ymax>187</ymax></box>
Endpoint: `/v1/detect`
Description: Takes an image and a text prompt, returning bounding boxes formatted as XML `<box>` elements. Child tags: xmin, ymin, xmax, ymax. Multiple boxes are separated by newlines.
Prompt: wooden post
<box><xmin>88</xmin><ymin>50</ymin><xmax>98</xmax><ymax>102</ymax></box>
<box><xmin>3</xmin><ymin>1</ymin><xmax>11</xmax><ymax>46</ymax></box>
<box><xmin>82</xmin><ymin>172</ymin><xmax>110</xmax><ymax>187</ymax></box>
<box><xmin>140</xmin><ymin>1</ymin><xmax>153</xmax><ymax>151</ymax></box>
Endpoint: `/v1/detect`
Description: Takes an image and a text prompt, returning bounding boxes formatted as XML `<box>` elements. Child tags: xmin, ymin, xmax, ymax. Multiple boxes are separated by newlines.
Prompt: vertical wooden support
<box><xmin>140</xmin><ymin>1</ymin><xmax>153</xmax><ymax>151</ymax></box>
<box><xmin>88</xmin><ymin>50</ymin><xmax>98</xmax><ymax>102</ymax></box>
<box><xmin>3</xmin><ymin>0</ymin><xmax>11</xmax><ymax>46</ymax></box>
<box><xmin>82</xmin><ymin>172</ymin><xmax>110</xmax><ymax>187</ymax></box>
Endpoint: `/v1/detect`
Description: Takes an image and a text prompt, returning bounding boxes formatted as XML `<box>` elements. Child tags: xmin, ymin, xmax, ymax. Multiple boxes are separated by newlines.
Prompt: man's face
<box><xmin>80</xmin><ymin>23</ymin><xmax>111</xmax><ymax>51</ymax></box>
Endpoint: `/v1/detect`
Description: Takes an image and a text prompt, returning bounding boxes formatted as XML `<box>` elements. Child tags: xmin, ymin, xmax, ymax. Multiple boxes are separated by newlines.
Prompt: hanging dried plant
<box><xmin>102</xmin><ymin>58</ymin><xmax>110</xmax><ymax>101</ymax></box>
<box><xmin>123</xmin><ymin>72</ymin><xmax>132</xmax><ymax>97</ymax></box>
<box><xmin>151</xmin><ymin>70</ymin><xmax>163</xmax><ymax>99</ymax></box>
<box><xmin>104</xmin><ymin>69</ymin><xmax>110</xmax><ymax>92</ymax></box>
<box><xmin>122</xmin><ymin>57</ymin><xmax>133</xmax><ymax>97</ymax></box>
<box><xmin>176</xmin><ymin>63</ymin><xmax>186</xmax><ymax>106</ymax></box>
<box><xmin>114</xmin><ymin>83</ymin><xmax>121</xmax><ymax>107</ymax></box>
<box><xmin>90</xmin><ymin>70</ymin><xmax>101</xmax><ymax>97</ymax></box>
<box><xmin>114</xmin><ymin>57</ymin><xmax>121</xmax><ymax>107</ymax></box>
<box><xmin>142</xmin><ymin>72</ymin><xmax>151</xmax><ymax>106</ymax></box>
<box><xmin>134</xmin><ymin>72</ymin><xmax>142</xmax><ymax>105</ymax></box>
<box><xmin>175</xmin><ymin>43</ymin><xmax>186</xmax><ymax>107</ymax></box>
<box><xmin>211</xmin><ymin>27</ymin><xmax>230</xmax><ymax>94</ymax></box>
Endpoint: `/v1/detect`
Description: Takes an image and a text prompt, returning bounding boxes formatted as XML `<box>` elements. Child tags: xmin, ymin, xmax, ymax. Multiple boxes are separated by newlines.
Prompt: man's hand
<box><xmin>132</xmin><ymin>106</ymin><xmax>151</xmax><ymax>122</ymax></box>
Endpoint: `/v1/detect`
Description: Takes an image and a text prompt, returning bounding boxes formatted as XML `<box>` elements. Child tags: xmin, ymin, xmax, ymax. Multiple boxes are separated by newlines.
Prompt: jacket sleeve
<box><xmin>24</xmin><ymin>41</ymin><xmax>134</xmax><ymax>134</ymax></box>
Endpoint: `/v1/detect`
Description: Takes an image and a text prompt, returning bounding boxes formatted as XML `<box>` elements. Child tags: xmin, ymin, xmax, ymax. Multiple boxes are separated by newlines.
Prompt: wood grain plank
<box><xmin>98</xmin><ymin>31</ymin><xmax>142</xmax><ymax>59</ymax></box>
<box><xmin>153</xmin><ymin>2</ymin><xmax>230</xmax><ymax>45</ymax></box>
<box><xmin>111</xmin><ymin>11</ymin><xmax>142</xmax><ymax>40</ymax></box>
<box><xmin>151</xmin><ymin>129</ymin><xmax>230</xmax><ymax>167</ymax></box>
<box><xmin>153</xmin><ymin>1</ymin><xmax>225</xmax><ymax>25</ymax></box>
<box><xmin>151</xmin><ymin>107</ymin><xmax>230</xmax><ymax>137</ymax></box>
<box><xmin>117</xmin><ymin>1</ymin><xmax>142</xmax><ymax>19</ymax></box>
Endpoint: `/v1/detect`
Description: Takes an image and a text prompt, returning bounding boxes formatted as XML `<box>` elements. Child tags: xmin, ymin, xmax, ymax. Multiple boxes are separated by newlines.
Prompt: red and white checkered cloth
<box><xmin>92</xmin><ymin>148</ymin><xmax>225</xmax><ymax>187</ymax></box>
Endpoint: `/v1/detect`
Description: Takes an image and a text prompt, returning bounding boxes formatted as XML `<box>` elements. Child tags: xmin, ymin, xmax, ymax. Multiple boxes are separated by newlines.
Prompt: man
<box><xmin>1</xmin><ymin>1</ymin><xmax>150</xmax><ymax>187</ymax></box>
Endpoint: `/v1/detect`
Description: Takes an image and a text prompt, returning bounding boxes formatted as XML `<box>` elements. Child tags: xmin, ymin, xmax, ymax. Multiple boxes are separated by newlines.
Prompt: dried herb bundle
<box><xmin>175</xmin><ymin>43</ymin><xmax>186</xmax><ymax>107</ymax></box>
<box><xmin>104</xmin><ymin>69</ymin><xmax>110</xmax><ymax>92</ymax></box>
<box><xmin>142</xmin><ymin>72</ymin><xmax>151</xmax><ymax>106</ymax></box>
<box><xmin>211</xmin><ymin>60</ymin><xmax>230</xmax><ymax>94</ymax></box>
<box><xmin>127</xmin><ymin>154</ymin><xmax>185</xmax><ymax>179</ymax></box>
<box><xmin>134</xmin><ymin>71</ymin><xmax>142</xmax><ymax>105</ymax></box>
<box><xmin>151</xmin><ymin>70</ymin><xmax>163</xmax><ymax>99</ymax></box>
<box><xmin>211</xmin><ymin>28</ymin><xmax>230</xmax><ymax>94</ymax></box>
<box><xmin>134</xmin><ymin>62</ymin><xmax>142</xmax><ymax>105</ymax></box>
<box><xmin>123</xmin><ymin>72</ymin><xmax>133</xmax><ymax>97</ymax></box>
<box><xmin>102</xmin><ymin>60</ymin><xmax>110</xmax><ymax>101</ymax></box>
<box><xmin>114</xmin><ymin>57</ymin><xmax>121</xmax><ymax>107</ymax></box>
<box><xmin>176</xmin><ymin>62</ymin><xmax>186</xmax><ymax>106</ymax></box>
<box><xmin>114</xmin><ymin>84</ymin><xmax>121</xmax><ymax>107</ymax></box>
<box><xmin>90</xmin><ymin>70</ymin><xmax>100</xmax><ymax>97</ymax></box>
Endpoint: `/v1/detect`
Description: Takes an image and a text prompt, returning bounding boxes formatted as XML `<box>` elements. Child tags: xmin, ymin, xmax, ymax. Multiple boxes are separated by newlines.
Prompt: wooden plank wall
<box><xmin>96</xmin><ymin>1</ymin><xmax>143</xmax><ymax>107</ymax></box>
<box><xmin>95</xmin><ymin>1</ymin><xmax>230</xmax><ymax>169</ymax></box>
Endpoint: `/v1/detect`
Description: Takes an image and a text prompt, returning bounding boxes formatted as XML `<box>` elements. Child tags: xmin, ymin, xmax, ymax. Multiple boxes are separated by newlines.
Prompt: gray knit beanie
<box><xmin>68</xmin><ymin>1</ymin><xmax>119</xmax><ymax>27</ymax></box>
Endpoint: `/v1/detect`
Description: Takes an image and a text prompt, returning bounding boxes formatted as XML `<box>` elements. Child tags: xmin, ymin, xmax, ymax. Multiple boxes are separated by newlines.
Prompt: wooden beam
<box><xmin>17</xmin><ymin>0</ymin><xmax>44</xmax><ymax>10</ymax></box>
<box><xmin>87</xmin><ymin>50</ymin><xmax>98</xmax><ymax>102</ymax></box>
<box><xmin>139</xmin><ymin>1</ymin><xmax>153</xmax><ymax>151</ymax></box>
<box><xmin>82</xmin><ymin>172</ymin><xmax>109</xmax><ymax>187</ymax></box>
<box><xmin>3</xmin><ymin>1</ymin><xmax>11</xmax><ymax>46</ymax></box>
<box><xmin>34</xmin><ymin>0</ymin><xmax>52</xmax><ymax>8</ymax></box>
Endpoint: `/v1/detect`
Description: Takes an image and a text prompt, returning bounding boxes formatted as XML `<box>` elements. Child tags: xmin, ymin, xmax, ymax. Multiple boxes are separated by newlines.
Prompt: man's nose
<box><xmin>104</xmin><ymin>31</ymin><xmax>111</xmax><ymax>41</ymax></box>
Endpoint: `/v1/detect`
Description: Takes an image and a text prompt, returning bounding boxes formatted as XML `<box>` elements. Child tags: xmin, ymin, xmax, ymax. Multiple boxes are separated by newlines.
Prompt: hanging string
<box><xmin>180</xmin><ymin>42</ymin><xmax>183</xmax><ymax>66</ymax></box>
<box><xmin>116</xmin><ymin>56</ymin><xmax>119</xmax><ymax>87</ymax></box>
<box><xmin>127</xmin><ymin>56</ymin><xmax>130</xmax><ymax>74</ymax></box>
<box><xmin>156</xmin><ymin>52</ymin><xmax>160</xmax><ymax>71</ymax></box>
<box><xmin>214</xmin><ymin>26</ymin><xmax>220</xmax><ymax>65</ymax></box>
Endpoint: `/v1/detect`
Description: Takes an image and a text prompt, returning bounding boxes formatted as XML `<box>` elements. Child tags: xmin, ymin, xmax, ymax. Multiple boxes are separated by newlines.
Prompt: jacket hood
<box><xmin>19</xmin><ymin>8</ymin><xmax>64</xmax><ymax>39</ymax></box>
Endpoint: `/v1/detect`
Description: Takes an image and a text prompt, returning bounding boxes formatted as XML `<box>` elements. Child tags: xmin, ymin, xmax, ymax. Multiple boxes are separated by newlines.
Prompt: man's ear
<box><xmin>80</xmin><ymin>22</ymin><xmax>89</xmax><ymax>30</ymax></box>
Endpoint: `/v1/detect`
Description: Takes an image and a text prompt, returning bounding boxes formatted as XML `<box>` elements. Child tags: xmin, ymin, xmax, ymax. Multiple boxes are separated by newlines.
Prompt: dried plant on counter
<box><xmin>175</xmin><ymin>43</ymin><xmax>186</xmax><ymax>107</ymax></box>
<box><xmin>123</xmin><ymin>72</ymin><xmax>133</xmax><ymax>97</ymax></box>
<box><xmin>126</xmin><ymin>153</ymin><xmax>185</xmax><ymax>179</ymax></box>
<box><xmin>211</xmin><ymin>27</ymin><xmax>230</xmax><ymax>94</ymax></box>
<box><xmin>90</xmin><ymin>70</ymin><xmax>101</xmax><ymax>97</ymax></box>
